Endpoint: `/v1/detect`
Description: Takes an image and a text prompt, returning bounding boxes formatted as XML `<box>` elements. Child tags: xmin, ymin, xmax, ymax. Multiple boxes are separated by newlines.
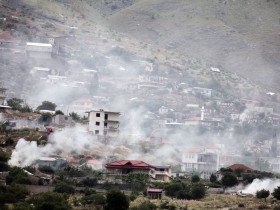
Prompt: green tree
<box><xmin>80</xmin><ymin>177</ymin><xmax>97</xmax><ymax>187</ymax></box>
<box><xmin>256</xmin><ymin>189</ymin><xmax>270</xmax><ymax>202</ymax></box>
<box><xmin>0</xmin><ymin>150</ymin><xmax>9</xmax><ymax>162</ymax></box>
<box><xmin>191</xmin><ymin>174</ymin><xmax>200</xmax><ymax>183</ymax></box>
<box><xmin>6</xmin><ymin>167</ymin><xmax>31</xmax><ymax>185</ymax></box>
<box><xmin>177</xmin><ymin>190</ymin><xmax>192</xmax><ymax>200</ymax></box>
<box><xmin>55</xmin><ymin>110</ymin><xmax>64</xmax><ymax>115</ymax></box>
<box><xmin>164</xmin><ymin>183</ymin><xmax>183</xmax><ymax>198</ymax></box>
<box><xmin>69</xmin><ymin>112</ymin><xmax>80</xmax><ymax>121</ymax></box>
<box><xmin>7</xmin><ymin>98</ymin><xmax>23</xmax><ymax>110</ymax></box>
<box><xmin>210</xmin><ymin>174</ymin><xmax>217</xmax><ymax>183</ymax></box>
<box><xmin>104</xmin><ymin>190</ymin><xmax>129</xmax><ymax>210</ymax></box>
<box><xmin>191</xmin><ymin>184</ymin><xmax>206</xmax><ymax>200</ymax></box>
<box><xmin>123</xmin><ymin>172</ymin><xmax>150</xmax><ymax>191</ymax></box>
<box><xmin>0</xmin><ymin>184</ymin><xmax>29</xmax><ymax>204</ymax></box>
<box><xmin>7</xmin><ymin>98</ymin><xmax>32</xmax><ymax>113</ymax></box>
<box><xmin>272</xmin><ymin>187</ymin><xmax>280</xmax><ymax>200</ymax></box>
<box><xmin>221</xmin><ymin>173</ymin><xmax>238</xmax><ymax>188</ymax></box>
<box><xmin>37</xmin><ymin>101</ymin><xmax>57</xmax><ymax>111</ymax></box>
<box><xmin>27</xmin><ymin>192</ymin><xmax>71</xmax><ymax>210</ymax></box>
<box><xmin>54</xmin><ymin>182</ymin><xmax>75</xmax><ymax>194</ymax></box>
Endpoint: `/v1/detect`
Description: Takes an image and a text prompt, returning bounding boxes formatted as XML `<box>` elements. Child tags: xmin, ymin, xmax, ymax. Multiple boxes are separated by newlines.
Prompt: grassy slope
<box><xmin>107</xmin><ymin>0</ymin><xmax>280</xmax><ymax>89</ymax></box>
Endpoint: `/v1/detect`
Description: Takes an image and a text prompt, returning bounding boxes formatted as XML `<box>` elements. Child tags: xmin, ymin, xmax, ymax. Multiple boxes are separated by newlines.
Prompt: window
<box><xmin>104</xmin><ymin>122</ymin><xmax>108</xmax><ymax>128</ymax></box>
<box><xmin>103</xmin><ymin>130</ymin><xmax>107</xmax><ymax>136</ymax></box>
<box><xmin>96</xmin><ymin>113</ymin><xmax>100</xmax><ymax>117</ymax></box>
<box><xmin>95</xmin><ymin>130</ymin><xmax>99</xmax><ymax>135</ymax></box>
<box><xmin>105</xmin><ymin>114</ymin><xmax>108</xmax><ymax>120</ymax></box>
<box><xmin>96</xmin><ymin>122</ymin><xmax>100</xmax><ymax>126</ymax></box>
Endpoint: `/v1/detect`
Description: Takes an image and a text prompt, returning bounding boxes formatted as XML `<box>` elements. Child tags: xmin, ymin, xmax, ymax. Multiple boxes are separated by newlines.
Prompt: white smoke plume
<box><xmin>9</xmin><ymin>125</ymin><xmax>103</xmax><ymax>167</ymax></box>
<box><xmin>243</xmin><ymin>178</ymin><xmax>280</xmax><ymax>194</ymax></box>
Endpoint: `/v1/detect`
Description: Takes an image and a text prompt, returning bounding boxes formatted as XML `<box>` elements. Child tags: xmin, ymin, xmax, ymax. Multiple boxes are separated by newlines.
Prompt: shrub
<box><xmin>238</xmin><ymin>203</ymin><xmax>245</xmax><ymax>207</ymax></box>
<box><xmin>6</xmin><ymin>167</ymin><xmax>31</xmax><ymax>185</ymax></box>
<box><xmin>83</xmin><ymin>188</ymin><xmax>96</xmax><ymax>196</ymax></box>
<box><xmin>130</xmin><ymin>192</ymin><xmax>137</xmax><ymax>201</ymax></box>
<box><xmin>82</xmin><ymin>194</ymin><xmax>106</xmax><ymax>205</ymax></box>
<box><xmin>131</xmin><ymin>200</ymin><xmax>157</xmax><ymax>210</ymax></box>
<box><xmin>191</xmin><ymin>175</ymin><xmax>200</xmax><ymax>183</ymax></box>
<box><xmin>164</xmin><ymin>183</ymin><xmax>183</xmax><ymax>197</ymax></box>
<box><xmin>160</xmin><ymin>201</ymin><xmax>169</xmax><ymax>209</ymax></box>
<box><xmin>221</xmin><ymin>173</ymin><xmax>238</xmax><ymax>188</ymax></box>
<box><xmin>80</xmin><ymin>177</ymin><xmax>97</xmax><ymax>187</ymax></box>
<box><xmin>54</xmin><ymin>182</ymin><xmax>75</xmax><ymax>194</ymax></box>
<box><xmin>191</xmin><ymin>184</ymin><xmax>206</xmax><ymax>200</ymax></box>
<box><xmin>0</xmin><ymin>184</ymin><xmax>29</xmax><ymax>204</ymax></box>
<box><xmin>27</xmin><ymin>192</ymin><xmax>70</xmax><ymax>210</ymax></box>
<box><xmin>104</xmin><ymin>190</ymin><xmax>129</xmax><ymax>210</ymax></box>
<box><xmin>210</xmin><ymin>174</ymin><xmax>217</xmax><ymax>183</ymax></box>
<box><xmin>258</xmin><ymin>204</ymin><xmax>270</xmax><ymax>209</ymax></box>
<box><xmin>177</xmin><ymin>190</ymin><xmax>192</xmax><ymax>200</ymax></box>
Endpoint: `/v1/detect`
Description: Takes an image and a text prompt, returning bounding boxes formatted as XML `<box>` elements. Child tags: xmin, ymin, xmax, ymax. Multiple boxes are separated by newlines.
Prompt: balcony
<box><xmin>154</xmin><ymin>171</ymin><xmax>170</xmax><ymax>176</ymax></box>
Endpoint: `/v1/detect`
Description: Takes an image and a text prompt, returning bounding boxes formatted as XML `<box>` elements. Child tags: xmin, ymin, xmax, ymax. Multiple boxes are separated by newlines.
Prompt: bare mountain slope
<box><xmin>106</xmin><ymin>0</ymin><xmax>280</xmax><ymax>88</ymax></box>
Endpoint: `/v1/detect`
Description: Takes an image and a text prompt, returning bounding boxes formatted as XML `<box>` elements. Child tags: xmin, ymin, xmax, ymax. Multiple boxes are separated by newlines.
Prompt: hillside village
<box><xmin>1</xmin><ymin>0</ymin><xmax>280</xmax><ymax>209</ymax></box>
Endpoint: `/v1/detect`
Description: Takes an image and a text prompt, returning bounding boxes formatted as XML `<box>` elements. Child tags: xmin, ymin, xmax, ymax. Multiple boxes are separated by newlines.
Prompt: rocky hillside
<box><xmin>104</xmin><ymin>0</ymin><xmax>280</xmax><ymax>89</ymax></box>
<box><xmin>1</xmin><ymin>0</ymin><xmax>280</xmax><ymax>94</ymax></box>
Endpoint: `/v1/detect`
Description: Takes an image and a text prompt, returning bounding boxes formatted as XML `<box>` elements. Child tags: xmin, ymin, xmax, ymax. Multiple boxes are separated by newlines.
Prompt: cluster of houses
<box><xmin>2</xmin><ymin>23</ymin><xmax>280</xmax><ymax>181</ymax></box>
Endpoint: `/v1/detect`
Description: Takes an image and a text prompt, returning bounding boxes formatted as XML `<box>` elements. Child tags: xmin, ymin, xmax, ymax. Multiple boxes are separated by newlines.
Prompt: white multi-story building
<box><xmin>181</xmin><ymin>147</ymin><xmax>219</xmax><ymax>179</ymax></box>
<box><xmin>0</xmin><ymin>87</ymin><xmax>7</xmax><ymax>105</ymax></box>
<box><xmin>87</xmin><ymin>109</ymin><xmax>120</xmax><ymax>137</ymax></box>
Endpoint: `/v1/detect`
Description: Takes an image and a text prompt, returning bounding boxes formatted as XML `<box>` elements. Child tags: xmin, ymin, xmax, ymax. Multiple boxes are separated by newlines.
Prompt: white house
<box><xmin>181</xmin><ymin>147</ymin><xmax>219</xmax><ymax>179</ymax></box>
<box><xmin>26</xmin><ymin>42</ymin><xmax>52</xmax><ymax>59</ymax></box>
<box><xmin>192</xmin><ymin>87</ymin><xmax>212</xmax><ymax>98</ymax></box>
<box><xmin>158</xmin><ymin>106</ymin><xmax>169</xmax><ymax>115</ymax></box>
<box><xmin>52</xmin><ymin>114</ymin><xmax>74</xmax><ymax>128</ymax></box>
<box><xmin>0</xmin><ymin>87</ymin><xmax>7</xmax><ymax>106</ymax></box>
<box><xmin>87</xmin><ymin>109</ymin><xmax>120</xmax><ymax>137</ymax></box>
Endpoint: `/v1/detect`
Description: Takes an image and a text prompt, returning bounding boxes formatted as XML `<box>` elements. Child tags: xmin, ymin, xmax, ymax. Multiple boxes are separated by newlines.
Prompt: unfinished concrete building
<box><xmin>87</xmin><ymin>109</ymin><xmax>120</xmax><ymax>137</ymax></box>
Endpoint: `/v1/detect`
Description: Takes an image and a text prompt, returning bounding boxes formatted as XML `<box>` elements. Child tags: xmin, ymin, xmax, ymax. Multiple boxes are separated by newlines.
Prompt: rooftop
<box><xmin>228</xmin><ymin>164</ymin><xmax>254</xmax><ymax>171</ymax></box>
<box><xmin>106</xmin><ymin>160</ymin><xmax>153</xmax><ymax>169</ymax></box>
<box><xmin>26</xmin><ymin>42</ymin><xmax>52</xmax><ymax>47</ymax></box>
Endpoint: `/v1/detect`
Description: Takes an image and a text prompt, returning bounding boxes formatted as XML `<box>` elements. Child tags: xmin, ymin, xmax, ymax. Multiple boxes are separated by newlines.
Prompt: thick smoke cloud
<box><xmin>243</xmin><ymin>178</ymin><xmax>280</xmax><ymax>194</ymax></box>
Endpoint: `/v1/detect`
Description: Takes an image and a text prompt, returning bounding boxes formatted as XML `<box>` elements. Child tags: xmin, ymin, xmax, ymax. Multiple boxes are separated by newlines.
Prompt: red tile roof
<box><xmin>147</xmin><ymin>187</ymin><xmax>163</xmax><ymax>193</ymax></box>
<box><xmin>228</xmin><ymin>164</ymin><xmax>254</xmax><ymax>171</ymax></box>
<box><xmin>105</xmin><ymin>160</ymin><xmax>153</xmax><ymax>170</ymax></box>
<box><xmin>87</xmin><ymin>159</ymin><xmax>102</xmax><ymax>165</ymax></box>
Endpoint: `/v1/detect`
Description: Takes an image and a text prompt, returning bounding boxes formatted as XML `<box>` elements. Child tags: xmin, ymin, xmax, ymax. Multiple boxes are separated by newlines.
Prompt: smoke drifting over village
<box><xmin>2</xmin><ymin>2</ymin><xmax>280</xmax><ymax>207</ymax></box>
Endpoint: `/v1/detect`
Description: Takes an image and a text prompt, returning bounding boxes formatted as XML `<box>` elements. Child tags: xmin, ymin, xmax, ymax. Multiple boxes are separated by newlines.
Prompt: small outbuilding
<box><xmin>147</xmin><ymin>186</ymin><xmax>163</xmax><ymax>199</ymax></box>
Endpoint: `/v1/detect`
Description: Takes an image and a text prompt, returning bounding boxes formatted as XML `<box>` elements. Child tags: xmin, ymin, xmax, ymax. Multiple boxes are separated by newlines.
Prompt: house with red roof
<box><xmin>105</xmin><ymin>160</ymin><xmax>172</xmax><ymax>182</ymax></box>
<box><xmin>228</xmin><ymin>164</ymin><xmax>254</xmax><ymax>172</ymax></box>
<box><xmin>86</xmin><ymin>159</ymin><xmax>102</xmax><ymax>170</ymax></box>
<box><xmin>105</xmin><ymin>160</ymin><xmax>152</xmax><ymax>174</ymax></box>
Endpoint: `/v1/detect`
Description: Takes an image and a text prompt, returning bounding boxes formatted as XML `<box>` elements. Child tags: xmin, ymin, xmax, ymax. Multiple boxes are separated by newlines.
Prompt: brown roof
<box><xmin>228</xmin><ymin>164</ymin><xmax>254</xmax><ymax>171</ymax></box>
<box><xmin>105</xmin><ymin>160</ymin><xmax>153</xmax><ymax>170</ymax></box>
